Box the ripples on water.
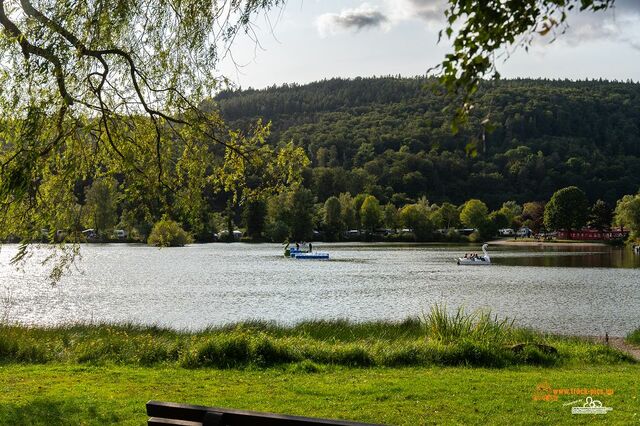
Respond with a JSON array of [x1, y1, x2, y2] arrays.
[[0, 243, 638, 336]]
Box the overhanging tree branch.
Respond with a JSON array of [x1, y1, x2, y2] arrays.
[[0, 0, 73, 105]]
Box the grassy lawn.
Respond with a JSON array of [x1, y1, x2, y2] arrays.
[[1, 315, 638, 424], [0, 363, 638, 425]]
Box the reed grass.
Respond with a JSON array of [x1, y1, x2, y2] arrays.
[[423, 304, 517, 344], [0, 307, 634, 369]]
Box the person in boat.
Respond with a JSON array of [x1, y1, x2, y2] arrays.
[[295, 242, 299, 250], [309, 242, 313, 252], [464, 253, 468, 258]]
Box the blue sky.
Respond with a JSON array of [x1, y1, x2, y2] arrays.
[[218, 0, 640, 89]]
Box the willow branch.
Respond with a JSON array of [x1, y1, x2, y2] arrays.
[[0, 0, 73, 105]]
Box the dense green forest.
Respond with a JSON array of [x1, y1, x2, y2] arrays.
[[213, 77, 640, 208], [5, 77, 640, 244]]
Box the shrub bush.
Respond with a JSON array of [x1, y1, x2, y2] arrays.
[[468, 230, 482, 242], [147, 218, 193, 247]]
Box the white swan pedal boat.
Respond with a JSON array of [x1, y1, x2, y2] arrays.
[[457, 244, 491, 265]]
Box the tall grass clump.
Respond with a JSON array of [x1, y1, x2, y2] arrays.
[[292, 318, 423, 342], [423, 305, 515, 344], [627, 328, 640, 346], [419, 305, 564, 367], [183, 334, 251, 368], [0, 327, 51, 363], [180, 332, 301, 368]]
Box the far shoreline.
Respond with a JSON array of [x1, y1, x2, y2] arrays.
[[487, 239, 609, 248]]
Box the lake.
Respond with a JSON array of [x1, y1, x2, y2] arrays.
[[1, 243, 639, 336]]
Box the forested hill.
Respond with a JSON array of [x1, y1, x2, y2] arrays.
[[213, 77, 640, 208]]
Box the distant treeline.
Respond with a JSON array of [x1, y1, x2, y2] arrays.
[[242, 184, 630, 244], [9, 77, 640, 245], [213, 76, 640, 208]]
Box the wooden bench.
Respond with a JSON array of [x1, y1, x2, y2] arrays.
[[147, 401, 381, 426]]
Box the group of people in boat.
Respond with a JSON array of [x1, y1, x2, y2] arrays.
[[285, 241, 313, 252], [462, 252, 486, 261]]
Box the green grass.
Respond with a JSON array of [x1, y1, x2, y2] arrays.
[[0, 364, 638, 425], [0, 309, 637, 424], [0, 307, 633, 368], [627, 328, 640, 346]]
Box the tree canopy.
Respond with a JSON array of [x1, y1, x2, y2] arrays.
[[460, 199, 489, 229], [0, 0, 633, 263], [544, 186, 589, 231], [614, 192, 640, 240], [360, 195, 382, 233], [0, 0, 309, 266]]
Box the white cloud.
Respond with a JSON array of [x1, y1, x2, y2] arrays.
[[316, 1, 447, 37], [316, 0, 640, 52], [386, 0, 447, 26], [534, 4, 640, 52], [316, 3, 390, 37]]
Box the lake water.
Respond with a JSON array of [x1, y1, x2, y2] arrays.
[[1, 243, 639, 336]]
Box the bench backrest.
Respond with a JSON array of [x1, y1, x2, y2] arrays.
[[147, 401, 381, 426]]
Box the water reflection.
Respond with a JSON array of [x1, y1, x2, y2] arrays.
[[0, 243, 638, 336], [493, 245, 640, 268]]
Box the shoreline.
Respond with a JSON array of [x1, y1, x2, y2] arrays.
[[2, 320, 638, 366], [582, 336, 640, 361], [487, 239, 609, 248], [3, 318, 637, 342]]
